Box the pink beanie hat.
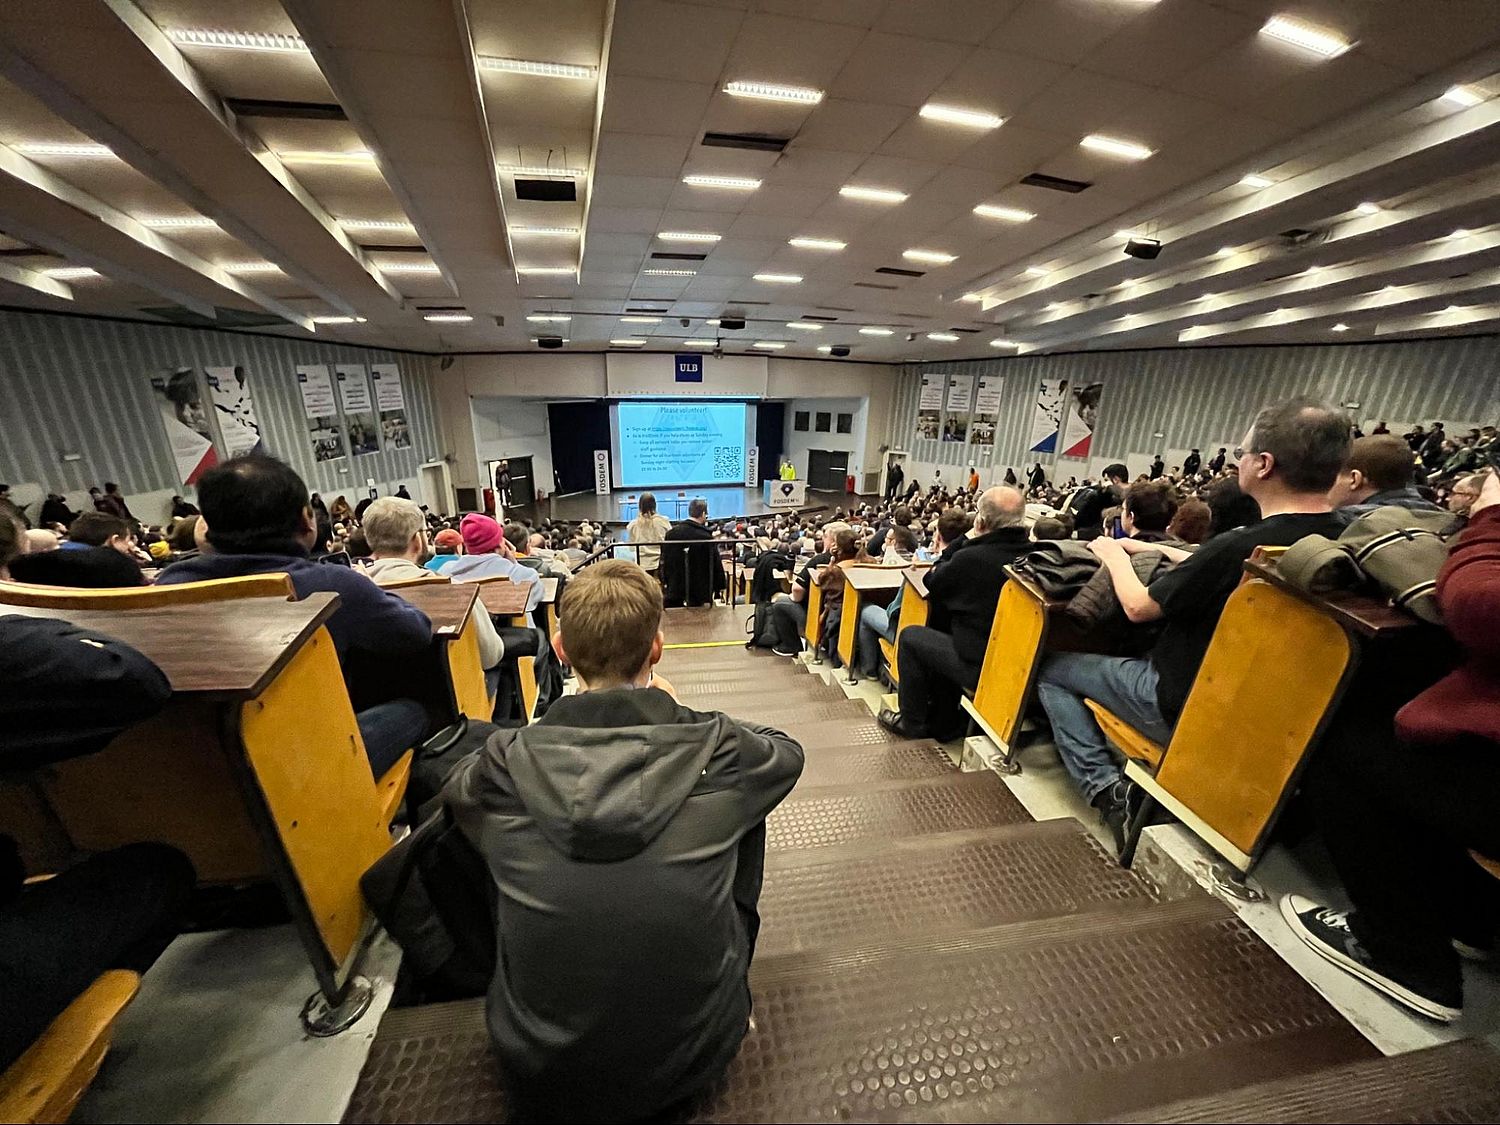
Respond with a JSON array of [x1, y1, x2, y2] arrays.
[[460, 513, 502, 553]]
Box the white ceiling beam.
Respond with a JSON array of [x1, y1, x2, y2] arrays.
[[0, 259, 71, 300], [1372, 302, 1500, 336], [450, 0, 519, 287], [573, 0, 616, 282]]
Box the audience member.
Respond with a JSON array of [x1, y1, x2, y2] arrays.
[[1069, 464, 1129, 541], [766, 521, 845, 657], [1329, 435, 1443, 523], [38, 493, 78, 528], [444, 514, 543, 613], [0, 484, 28, 529], [94, 482, 134, 522], [426, 527, 464, 571], [625, 492, 672, 577], [662, 498, 727, 608], [1166, 498, 1212, 545], [8, 510, 146, 589], [170, 494, 200, 519]]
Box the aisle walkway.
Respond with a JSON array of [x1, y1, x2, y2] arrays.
[[342, 608, 1500, 1123]]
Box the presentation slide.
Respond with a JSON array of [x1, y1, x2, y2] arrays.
[[613, 400, 748, 487]]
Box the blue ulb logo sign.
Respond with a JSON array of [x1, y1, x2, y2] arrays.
[[675, 354, 703, 382]]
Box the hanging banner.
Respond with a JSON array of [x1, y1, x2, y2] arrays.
[[943, 374, 973, 443], [593, 450, 611, 495], [915, 372, 943, 441], [1060, 381, 1104, 458], [204, 365, 265, 459], [1027, 378, 1070, 454], [971, 375, 1002, 447], [297, 364, 346, 462], [148, 367, 219, 486], [371, 363, 412, 450], [336, 364, 380, 456], [745, 445, 759, 487]]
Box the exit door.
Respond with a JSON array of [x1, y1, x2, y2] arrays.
[[806, 449, 849, 492], [488, 455, 536, 512]]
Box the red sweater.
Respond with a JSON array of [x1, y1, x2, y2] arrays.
[[1397, 505, 1500, 746]]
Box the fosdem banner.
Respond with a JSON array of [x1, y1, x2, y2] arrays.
[[205, 365, 265, 459], [1026, 378, 1070, 454], [297, 364, 346, 463], [149, 367, 218, 486], [1060, 381, 1103, 458]]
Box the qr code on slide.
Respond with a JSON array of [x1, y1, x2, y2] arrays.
[[713, 446, 741, 477]]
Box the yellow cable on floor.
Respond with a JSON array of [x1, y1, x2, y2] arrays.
[[661, 640, 749, 650]]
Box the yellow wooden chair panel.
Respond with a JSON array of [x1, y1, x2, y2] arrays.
[[0, 573, 294, 609], [963, 575, 1051, 759], [803, 578, 823, 652]]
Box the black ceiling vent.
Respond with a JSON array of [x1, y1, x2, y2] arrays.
[[853, 281, 898, 291], [359, 243, 427, 253], [225, 97, 346, 120], [1020, 172, 1092, 194], [702, 131, 789, 153], [816, 305, 856, 313], [734, 300, 770, 307], [876, 266, 926, 278], [650, 251, 709, 261], [950, 327, 982, 334], [800, 314, 838, 321], [515, 178, 578, 202], [626, 306, 668, 314], [141, 305, 287, 328]]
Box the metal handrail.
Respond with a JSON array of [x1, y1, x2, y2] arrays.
[[571, 536, 758, 609]]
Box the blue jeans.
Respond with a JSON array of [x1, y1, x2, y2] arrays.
[[858, 599, 898, 676], [1034, 653, 1171, 803], [356, 699, 430, 779]]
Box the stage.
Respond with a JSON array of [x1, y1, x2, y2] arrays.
[[538, 485, 846, 527]]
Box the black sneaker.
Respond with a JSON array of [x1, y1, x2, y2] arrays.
[[1092, 777, 1131, 855], [771, 646, 800, 658], [1279, 895, 1462, 1023]]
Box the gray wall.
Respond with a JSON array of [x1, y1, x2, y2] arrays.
[[0, 309, 442, 501], [888, 335, 1500, 482]]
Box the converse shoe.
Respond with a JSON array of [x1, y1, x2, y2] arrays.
[[1279, 895, 1462, 1022]]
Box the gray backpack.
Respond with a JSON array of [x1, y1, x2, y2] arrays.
[[1278, 506, 1454, 624]]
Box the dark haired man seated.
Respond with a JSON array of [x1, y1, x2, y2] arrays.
[[7, 511, 146, 589], [1328, 434, 1444, 524], [156, 454, 433, 776], [446, 560, 804, 1121]]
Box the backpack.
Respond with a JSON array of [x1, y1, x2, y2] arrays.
[[406, 716, 508, 816], [746, 602, 779, 649], [1278, 506, 1455, 624]]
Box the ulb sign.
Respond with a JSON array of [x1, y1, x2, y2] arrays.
[[674, 353, 703, 383]]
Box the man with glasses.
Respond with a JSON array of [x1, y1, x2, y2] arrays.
[[1033, 398, 1352, 851]]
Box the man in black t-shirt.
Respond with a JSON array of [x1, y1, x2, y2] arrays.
[[1034, 397, 1352, 851]]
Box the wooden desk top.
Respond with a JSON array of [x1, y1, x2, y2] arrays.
[[0, 592, 340, 699], [845, 566, 908, 593], [904, 568, 930, 599], [539, 576, 559, 603], [393, 583, 478, 638], [1244, 559, 1419, 639], [461, 577, 533, 617]]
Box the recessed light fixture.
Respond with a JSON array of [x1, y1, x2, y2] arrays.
[[1080, 134, 1153, 160], [277, 149, 376, 165], [903, 249, 957, 264], [919, 102, 1003, 129], [974, 204, 1034, 222], [860, 327, 894, 336], [620, 315, 662, 324], [1216, 246, 1237, 257], [1240, 173, 1274, 188], [1045, 301, 1067, 311], [379, 262, 442, 274], [788, 237, 846, 251], [499, 163, 585, 178], [1448, 228, 1471, 239], [16, 142, 112, 157], [139, 215, 219, 229], [753, 273, 802, 284], [752, 341, 787, 349], [1441, 85, 1483, 107], [311, 315, 367, 324], [682, 174, 760, 190], [478, 57, 597, 80], [43, 267, 100, 280], [682, 339, 717, 347], [1114, 229, 1145, 240], [959, 293, 983, 302], [609, 338, 647, 346], [705, 318, 721, 326], [511, 226, 580, 237], [337, 218, 416, 232], [816, 345, 834, 353], [1356, 201, 1381, 215], [786, 321, 822, 330], [723, 80, 823, 104], [1331, 323, 1350, 332], [221, 261, 281, 274], [518, 266, 577, 276], [657, 231, 721, 243], [1259, 14, 1353, 58], [1196, 293, 1217, 302], [424, 313, 472, 323], [989, 338, 1018, 348], [165, 28, 307, 52], [527, 314, 571, 323], [926, 332, 960, 342], [839, 185, 908, 203], [641, 268, 696, 277], [1025, 266, 1050, 277]]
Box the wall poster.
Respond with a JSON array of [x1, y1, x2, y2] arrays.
[[1060, 381, 1103, 458], [148, 367, 219, 486], [943, 374, 973, 443], [371, 362, 412, 450], [336, 364, 380, 456], [296, 364, 346, 462], [971, 375, 1002, 447], [915, 372, 943, 440], [205, 364, 265, 458], [1027, 378, 1070, 454]]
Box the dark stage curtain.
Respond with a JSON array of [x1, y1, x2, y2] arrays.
[[547, 400, 611, 494], [756, 401, 785, 482]]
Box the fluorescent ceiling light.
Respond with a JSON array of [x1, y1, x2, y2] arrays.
[[753, 273, 802, 284], [682, 339, 716, 347], [1441, 85, 1483, 107], [337, 218, 415, 232], [860, 327, 893, 336], [609, 338, 647, 346], [379, 262, 442, 274], [1356, 201, 1381, 215], [165, 28, 307, 52], [959, 293, 983, 302], [518, 266, 577, 276], [1216, 246, 1237, 258], [786, 321, 822, 330], [789, 237, 846, 251], [512, 226, 579, 237], [311, 315, 367, 324], [1080, 134, 1154, 160], [16, 142, 112, 157], [499, 163, 585, 178], [926, 332, 960, 342], [221, 261, 281, 274], [657, 231, 721, 243], [1331, 323, 1350, 332], [903, 249, 957, 264], [620, 315, 661, 323], [423, 313, 472, 323], [139, 215, 218, 229], [1114, 230, 1145, 240], [1197, 293, 1217, 302], [817, 346, 835, 353], [1448, 228, 1471, 239], [919, 103, 1003, 129], [479, 57, 597, 80], [642, 268, 695, 276], [1239, 173, 1274, 188], [989, 338, 1017, 348], [44, 267, 99, 280], [724, 80, 823, 104], [840, 185, 907, 203], [973, 204, 1034, 222], [1045, 301, 1067, 311], [752, 341, 787, 349], [1259, 14, 1352, 58], [527, 314, 571, 323], [277, 149, 376, 165], [706, 319, 720, 326], [1025, 266, 1050, 277], [682, 174, 760, 190]]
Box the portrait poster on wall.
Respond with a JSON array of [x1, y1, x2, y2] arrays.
[[1027, 378, 1070, 454], [916, 372, 943, 440], [971, 375, 1002, 447], [371, 363, 412, 450], [336, 364, 380, 456], [205, 365, 265, 458], [1060, 381, 1103, 458], [942, 374, 973, 443], [296, 364, 346, 462], [148, 367, 218, 486]]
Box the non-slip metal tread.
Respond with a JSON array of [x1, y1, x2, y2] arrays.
[[757, 818, 1159, 957], [341, 899, 1373, 1125], [766, 771, 1030, 853], [776, 716, 913, 750], [794, 739, 957, 788], [673, 679, 842, 701], [1111, 1038, 1500, 1123]]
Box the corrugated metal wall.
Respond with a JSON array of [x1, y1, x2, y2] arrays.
[[0, 310, 442, 496], [888, 336, 1500, 473]]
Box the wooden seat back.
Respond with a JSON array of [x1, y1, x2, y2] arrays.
[[0, 574, 294, 609], [0, 970, 140, 1124], [371, 573, 451, 590], [803, 574, 824, 650], [966, 572, 1053, 752], [881, 569, 931, 683]]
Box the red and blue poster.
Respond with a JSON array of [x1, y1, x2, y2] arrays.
[[1060, 381, 1104, 458]]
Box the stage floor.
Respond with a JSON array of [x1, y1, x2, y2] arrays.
[[540, 485, 842, 525]]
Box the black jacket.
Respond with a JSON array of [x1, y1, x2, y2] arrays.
[[444, 687, 804, 1121], [661, 519, 726, 607], [9, 546, 145, 589], [924, 526, 1035, 666]]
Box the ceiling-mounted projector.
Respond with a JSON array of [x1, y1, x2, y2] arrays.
[[719, 316, 746, 331], [1124, 237, 1162, 260], [536, 336, 564, 349], [829, 345, 851, 357]]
